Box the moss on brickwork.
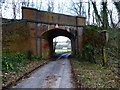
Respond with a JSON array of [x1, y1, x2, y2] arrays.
[[2, 21, 31, 54]]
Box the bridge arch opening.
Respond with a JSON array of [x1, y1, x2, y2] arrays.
[[53, 36, 72, 53], [41, 28, 75, 57]]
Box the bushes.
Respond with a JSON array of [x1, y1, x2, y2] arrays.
[[81, 25, 119, 67], [81, 25, 102, 64], [26, 50, 32, 60], [2, 52, 26, 72], [2, 51, 45, 86], [2, 52, 41, 72], [82, 43, 94, 61]]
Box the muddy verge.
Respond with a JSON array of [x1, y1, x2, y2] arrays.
[[70, 59, 82, 88]]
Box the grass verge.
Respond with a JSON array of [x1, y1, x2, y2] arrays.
[[70, 58, 119, 88]]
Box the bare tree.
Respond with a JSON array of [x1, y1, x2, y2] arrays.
[[91, 0, 119, 28], [108, 9, 115, 28], [12, 0, 16, 19], [47, 0, 54, 12], [22, 0, 30, 7], [91, 0, 117, 66], [113, 1, 120, 27], [70, 0, 83, 16], [69, 0, 87, 17], [91, 1, 102, 26], [38, 0, 42, 10], [58, 1, 66, 14], [0, 0, 4, 25], [2, 0, 9, 18], [30, 0, 34, 8], [0, 0, 4, 18], [92, 11, 95, 24], [27, 0, 30, 7], [22, 0, 26, 6], [88, 0, 90, 24], [101, 1, 109, 29], [91, 0, 109, 29]]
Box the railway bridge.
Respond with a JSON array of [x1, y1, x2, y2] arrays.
[[2, 7, 86, 59], [22, 7, 86, 57]]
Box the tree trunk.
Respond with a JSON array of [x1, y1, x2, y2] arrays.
[[12, 0, 16, 19]]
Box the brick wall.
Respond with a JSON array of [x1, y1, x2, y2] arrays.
[[2, 21, 31, 54]]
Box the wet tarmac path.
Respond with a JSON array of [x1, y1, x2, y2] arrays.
[[12, 53, 74, 88]]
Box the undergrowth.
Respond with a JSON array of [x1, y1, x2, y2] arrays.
[[2, 51, 43, 84], [71, 58, 119, 88]]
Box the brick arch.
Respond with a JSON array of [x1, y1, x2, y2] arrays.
[[41, 28, 76, 56], [41, 28, 75, 40], [21, 7, 86, 57]]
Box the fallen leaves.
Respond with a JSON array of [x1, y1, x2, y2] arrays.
[[70, 59, 119, 88]]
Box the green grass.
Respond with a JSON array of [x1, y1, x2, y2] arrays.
[[55, 49, 71, 52], [71, 59, 119, 88]]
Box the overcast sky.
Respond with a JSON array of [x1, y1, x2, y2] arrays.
[[2, 0, 71, 19], [2, 0, 118, 23], [1, 0, 119, 42]]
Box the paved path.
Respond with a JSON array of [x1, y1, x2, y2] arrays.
[[12, 53, 74, 88]]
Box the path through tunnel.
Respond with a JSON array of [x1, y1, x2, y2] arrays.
[[41, 29, 75, 57]]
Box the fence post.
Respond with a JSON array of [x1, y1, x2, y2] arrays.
[[101, 30, 108, 66]]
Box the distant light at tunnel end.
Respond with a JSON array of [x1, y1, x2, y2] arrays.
[[53, 36, 70, 42]]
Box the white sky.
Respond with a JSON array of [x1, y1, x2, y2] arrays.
[[2, 0, 118, 23], [53, 36, 70, 42], [1, 0, 119, 42], [2, 0, 72, 19]]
